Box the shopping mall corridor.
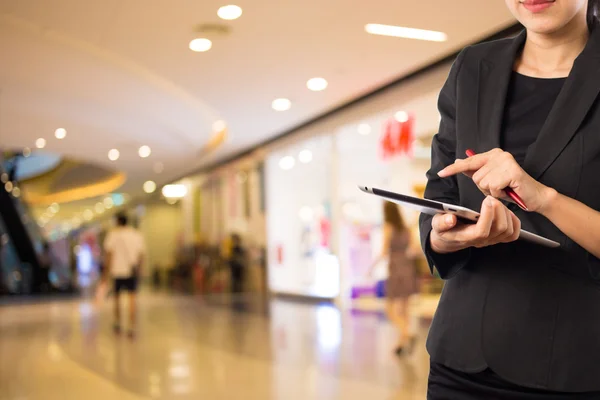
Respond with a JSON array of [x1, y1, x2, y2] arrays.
[[0, 293, 430, 399]]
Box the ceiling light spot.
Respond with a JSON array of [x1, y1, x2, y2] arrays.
[[217, 5, 242, 20], [83, 209, 93, 221], [138, 145, 151, 158], [22, 148, 31, 158], [298, 150, 313, 164], [1, 173, 8, 184], [50, 203, 60, 214], [212, 120, 226, 132], [11, 187, 21, 198], [278, 155, 295, 170], [365, 24, 447, 42], [35, 138, 47, 149], [394, 111, 409, 123], [358, 123, 372, 135], [162, 184, 188, 199], [104, 197, 114, 209], [108, 149, 120, 161], [272, 98, 291, 111], [189, 38, 212, 52], [143, 180, 157, 194], [153, 162, 164, 174], [95, 203, 105, 214], [5, 182, 13, 193], [307, 77, 328, 92], [55, 128, 67, 139]]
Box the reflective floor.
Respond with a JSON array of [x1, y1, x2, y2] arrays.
[[0, 292, 431, 399]]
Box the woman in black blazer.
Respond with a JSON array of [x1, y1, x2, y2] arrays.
[[420, 0, 600, 398]]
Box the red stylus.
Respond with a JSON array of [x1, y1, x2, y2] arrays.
[[465, 149, 529, 211]]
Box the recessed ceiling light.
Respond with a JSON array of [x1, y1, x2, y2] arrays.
[[358, 123, 372, 135], [83, 209, 93, 221], [212, 120, 226, 132], [5, 181, 14, 193], [103, 197, 114, 209], [218, 5, 242, 20], [279, 155, 295, 170], [162, 184, 188, 199], [272, 98, 291, 111], [55, 128, 67, 139], [22, 147, 31, 158], [298, 150, 313, 164], [11, 187, 21, 198], [365, 24, 447, 42], [189, 38, 212, 52], [0, 174, 7, 184], [108, 149, 120, 161], [35, 138, 46, 149], [143, 180, 157, 194], [153, 162, 164, 174], [394, 111, 409, 123], [138, 145, 151, 158], [307, 77, 328, 91], [95, 202, 105, 214]]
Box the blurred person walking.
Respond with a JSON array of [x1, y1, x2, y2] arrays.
[[369, 201, 418, 355], [421, 0, 600, 397], [103, 213, 146, 338], [229, 233, 247, 293]]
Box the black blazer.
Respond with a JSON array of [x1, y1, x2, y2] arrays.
[[419, 27, 600, 392]]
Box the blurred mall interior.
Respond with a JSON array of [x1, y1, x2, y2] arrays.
[[0, 1, 521, 399]]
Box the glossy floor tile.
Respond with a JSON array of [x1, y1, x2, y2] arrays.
[[0, 292, 433, 399]]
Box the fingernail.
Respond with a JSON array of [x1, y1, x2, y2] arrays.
[[437, 169, 447, 177], [485, 197, 493, 207], [445, 215, 453, 224]]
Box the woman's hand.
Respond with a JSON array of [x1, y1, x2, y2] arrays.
[[430, 196, 521, 254], [438, 148, 554, 213]]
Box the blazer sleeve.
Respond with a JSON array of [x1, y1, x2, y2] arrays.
[[419, 47, 470, 280]]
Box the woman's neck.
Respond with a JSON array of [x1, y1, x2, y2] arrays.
[[516, 18, 589, 78]]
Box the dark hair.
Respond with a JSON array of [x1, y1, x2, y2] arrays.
[[588, 0, 600, 29], [383, 201, 406, 232], [116, 212, 128, 226]]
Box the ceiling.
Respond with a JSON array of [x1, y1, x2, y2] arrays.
[[0, 0, 516, 224]]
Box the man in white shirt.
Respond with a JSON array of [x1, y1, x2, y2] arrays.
[[103, 212, 146, 337]]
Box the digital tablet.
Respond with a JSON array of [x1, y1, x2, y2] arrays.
[[359, 185, 560, 248]]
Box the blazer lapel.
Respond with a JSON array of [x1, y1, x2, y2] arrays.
[[524, 28, 600, 180], [476, 31, 526, 152]]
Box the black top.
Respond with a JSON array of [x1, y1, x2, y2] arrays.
[[420, 26, 600, 393], [500, 72, 566, 166]]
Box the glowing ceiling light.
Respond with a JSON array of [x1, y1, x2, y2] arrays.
[[55, 128, 67, 139], [394, 111, 409, 123], [50, 203, 60, 213], [365, 23, 447, 42], [162, 184, 188, 199], [212, 120, 226, 132], [138, 145, 151, 158], [35, 138, 46, 149], [307, 77, 328, 92], [217, 5, 243, 20], [103, 197, 114, 209], [143, 180, 157, 194], [298, 149, 313, 164], [83, 209, 93, 221], [12, 187, 21, 198], [95, 203, 105, 214], [189, 38, 212, 52], [357, 123, 372, 135], [278, 155, 295, 170], [108, 149, 120, 161], [272, 98, 291, 111]]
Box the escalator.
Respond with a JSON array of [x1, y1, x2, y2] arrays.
[[0, 154, 72, 295]]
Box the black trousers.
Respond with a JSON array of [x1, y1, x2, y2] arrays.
[[428, 362, 600, 399]]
